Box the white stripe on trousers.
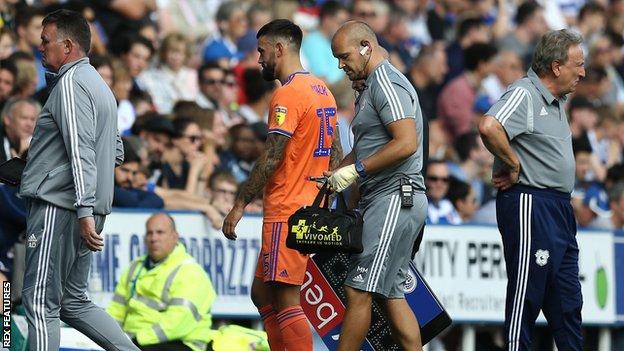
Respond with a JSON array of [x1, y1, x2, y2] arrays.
[[367, 195, 401, 292], [34, 204, 56, 351], [509, 193, 532, 351]]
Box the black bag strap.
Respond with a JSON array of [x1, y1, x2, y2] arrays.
[[311, 182, 331, 209]]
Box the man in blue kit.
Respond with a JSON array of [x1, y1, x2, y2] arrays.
[[479, 29, 585, 350]]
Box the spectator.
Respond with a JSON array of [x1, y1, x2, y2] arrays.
[[608, 181, 624, 229], [15, 6, 45, 91], [208, 170, 239, 217], [392, 0, 432, 53], [111, 59, 137, 135], [107, 213, 216, 351], [351, 0, 389, 35], [249, 121, 269, 161], [438, 43, 498, 139], [448, 131, 494, 205], [575, 2, 607, 48], [426, 160, 462, 224], [482, 50, 525, 102], [113, 140, 164, 209], [0, 27, 16, 60], [219, 123, 258, 183], [378, 7, 414, 72], [202, 1, 248, 66], [90, 54, 114, 88], [161, 117, 212, 190], [0, 97, 40, 162], [118, 35, 154, 96], [138, 32, 199, 113], [408, 44, 448, 122], [238, 68, 275, 123], [444, 17, 491, 82], [0, 59, 17, 106], [497, 1, 548, 64], [587, 35, 624, 107], [301, 0, 349, 85], [220, 69, 243, 122], [196, 62, 243, 132], [8, 51, 37, 98], [447, 178, 479, 223], [577, 163, 624, 229], [91, 0, 156, 41], [134, 112, 176, 182]]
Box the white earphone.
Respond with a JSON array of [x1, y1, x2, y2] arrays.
[[359, 46, 369, 56]]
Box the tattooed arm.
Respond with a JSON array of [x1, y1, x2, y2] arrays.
[[329, 126, 344, 171], [222, 133, 289, 239]]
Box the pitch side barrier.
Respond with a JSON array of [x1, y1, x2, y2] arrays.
[[88, 209, 622, 326]]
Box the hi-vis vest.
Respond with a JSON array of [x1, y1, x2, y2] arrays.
[[107, 244, 216, 351]]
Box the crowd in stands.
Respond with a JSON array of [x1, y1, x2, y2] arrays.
[[1, 0, 624, 349]]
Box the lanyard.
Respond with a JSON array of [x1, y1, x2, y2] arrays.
[[129, 264, 145, 299]]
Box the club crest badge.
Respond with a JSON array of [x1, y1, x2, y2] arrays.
[[535, 249, 549, 267]]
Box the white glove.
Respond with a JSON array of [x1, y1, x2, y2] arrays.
[[328, 164, 359, 192]]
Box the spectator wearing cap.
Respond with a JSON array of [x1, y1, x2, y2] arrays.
[[218, 123, 258, 183], [438, 43, 498, 140], [574, 67, 611, 106], [137, 33, 199, 113], [301, 0, 349, 85], [0, 97, 40, 162], [202, 1, 248, 66], [238, 68, 275, 124]]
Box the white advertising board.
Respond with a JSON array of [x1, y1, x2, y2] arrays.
[[89, 212, 616, 324]]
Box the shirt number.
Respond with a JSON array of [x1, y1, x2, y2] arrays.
[[314, 107, 336, 157]]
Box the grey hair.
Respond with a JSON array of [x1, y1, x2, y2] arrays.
[[531, 29, 583, 76], [1, 97, 41, 119]]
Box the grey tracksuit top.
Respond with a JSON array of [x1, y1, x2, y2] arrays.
[[20, 57, 123, 218]]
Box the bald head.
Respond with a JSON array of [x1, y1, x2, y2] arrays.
[[332, 20, 384, 81], [334, 20, 378, 47]]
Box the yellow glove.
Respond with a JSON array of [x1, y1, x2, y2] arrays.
[[328, 164, 359, 192]]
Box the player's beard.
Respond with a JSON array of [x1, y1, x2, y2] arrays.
[[261, 63, 276, 81]]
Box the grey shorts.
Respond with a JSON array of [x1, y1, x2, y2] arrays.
[[344, 192, 427, 298]]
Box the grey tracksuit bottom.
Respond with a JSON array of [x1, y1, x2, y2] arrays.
[[22, 199, 139, 351]]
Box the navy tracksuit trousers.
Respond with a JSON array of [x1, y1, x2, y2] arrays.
[[496, 185, 582, 351]]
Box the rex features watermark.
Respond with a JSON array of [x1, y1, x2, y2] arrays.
[[3, 281, 10, 348]]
